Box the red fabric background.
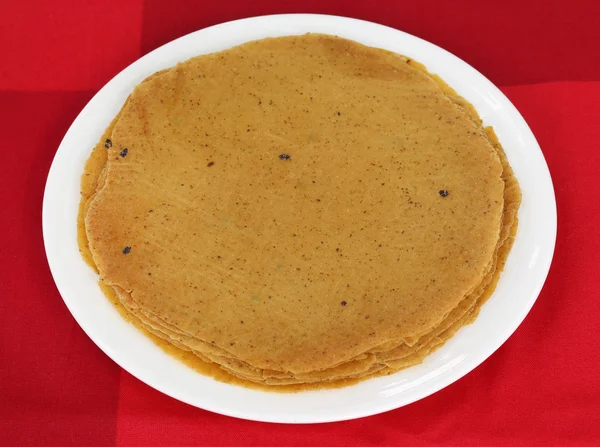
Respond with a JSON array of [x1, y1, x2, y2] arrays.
[[2, 1, 599, 445]]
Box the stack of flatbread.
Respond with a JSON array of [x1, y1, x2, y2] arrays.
[[79, 34, 521, 387]]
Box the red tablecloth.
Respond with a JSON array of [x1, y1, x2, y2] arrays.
[[2, 1, 600, 445]]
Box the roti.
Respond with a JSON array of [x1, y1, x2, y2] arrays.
[[79, 34, 520, 387]]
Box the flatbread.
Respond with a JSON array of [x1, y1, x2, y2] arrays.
[[80, 34, 520, 387]]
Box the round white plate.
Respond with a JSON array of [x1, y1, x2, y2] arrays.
[[43, 14, 556, 423]]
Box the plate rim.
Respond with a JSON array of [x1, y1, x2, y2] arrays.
[[42, 13, 557, 423]]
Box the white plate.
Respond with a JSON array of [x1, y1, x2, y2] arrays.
[[43, 14, 556, 423]]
